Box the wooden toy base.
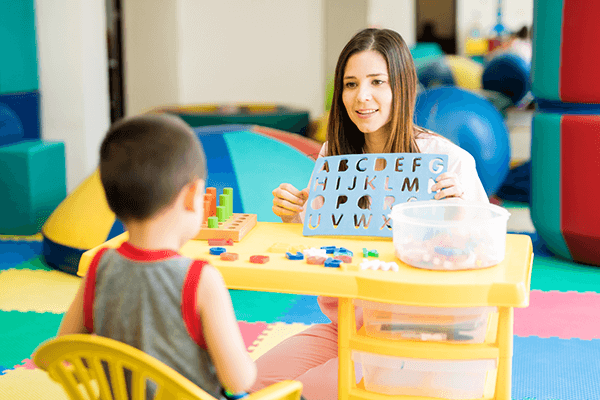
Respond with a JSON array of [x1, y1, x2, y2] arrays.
[[193, 213, 257, 242]]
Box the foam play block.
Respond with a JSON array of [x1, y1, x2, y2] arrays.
[[0, 141, 66, 235], [0, 91, 40, 146], [0, 0, 38, 94]]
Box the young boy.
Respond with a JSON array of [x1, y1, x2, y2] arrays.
[[55, 114, 256, 398]]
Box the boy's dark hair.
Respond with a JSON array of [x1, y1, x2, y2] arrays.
[[100, 114, 207, 222]]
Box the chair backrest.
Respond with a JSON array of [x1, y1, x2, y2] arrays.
[[34, 334, 302, 400]]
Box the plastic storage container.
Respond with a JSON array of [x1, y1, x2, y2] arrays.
[[352, 351, 497, 399], [356, 300, 496, 344], [391, 200, 510, 270]]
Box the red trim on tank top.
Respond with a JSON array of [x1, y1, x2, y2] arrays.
[[83, 247, 110, 333], [116, 242, 180, 262], [181, 260, 208, 349]]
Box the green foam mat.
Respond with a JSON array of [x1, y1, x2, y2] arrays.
[[531, 256, 600, 293], [229, 290, 298, 323], [0, 311, 63, 368]]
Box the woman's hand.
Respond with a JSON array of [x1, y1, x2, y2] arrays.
[[432, 172, 464, 200], [272, 184, 310, 223]]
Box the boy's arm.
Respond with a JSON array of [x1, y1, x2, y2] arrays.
[[197, 265, 257, 394], [57, 275, 90, 336]]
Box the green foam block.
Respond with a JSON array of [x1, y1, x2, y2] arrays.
[[0, 141, 66, 235]]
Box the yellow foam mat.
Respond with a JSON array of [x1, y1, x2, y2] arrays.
[[0, 270, 80, 313], [0, 233, 43, 242], [248, 322, 311, 360], [0, 368, 68, 400]]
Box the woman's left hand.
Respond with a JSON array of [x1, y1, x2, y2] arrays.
[[432, 172, 464, 200]]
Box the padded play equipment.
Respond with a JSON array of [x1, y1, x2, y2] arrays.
[[152, 104, 311, 136], [0, 141, 66, 235], [416, 55, 484, 91], [531, 111, 600, 266], [0, 91, 41, 145], [532, 0, 600, 103], [530, 0, 600, 266], [42, 125, 320, 275], [0, 0, 38, 94], [414, 87, 511, 196], [482, 53, 531, 104]]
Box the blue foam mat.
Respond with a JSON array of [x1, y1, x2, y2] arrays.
[[0, 240, 43, 271], [512, 336, 600, 400]]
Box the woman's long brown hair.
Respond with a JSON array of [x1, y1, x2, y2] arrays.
[[327, 28, 422, 156]]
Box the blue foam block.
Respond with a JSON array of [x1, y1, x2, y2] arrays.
[[303, 154, 447, 237], [0, 91, 40, 146], [512, 336, 600, 399]]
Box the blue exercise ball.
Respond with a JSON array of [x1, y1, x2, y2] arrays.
[[482, 53, 531, 104], [417, 57, 455, 89], [414, 87, 511, 196]]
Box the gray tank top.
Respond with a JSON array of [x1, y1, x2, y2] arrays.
[[85, 243, 222, 398]]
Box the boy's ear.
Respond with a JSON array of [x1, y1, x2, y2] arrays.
[[184, 181, 199, 212]]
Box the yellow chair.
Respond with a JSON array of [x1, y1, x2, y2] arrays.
[[34, 334, 302, 400]]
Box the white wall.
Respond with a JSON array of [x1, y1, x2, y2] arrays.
[[456, 0, 534, 54], [179, 0, 324, 119], [123, 0, 324, 120], [35, 0, 111, 193], [368, 0, 416, 47], [123, 0, 180, 116]]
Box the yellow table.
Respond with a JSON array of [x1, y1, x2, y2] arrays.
[[78, 222, 533, 400]]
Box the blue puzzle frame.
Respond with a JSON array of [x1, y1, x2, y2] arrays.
[[303, 153, 448, 237]]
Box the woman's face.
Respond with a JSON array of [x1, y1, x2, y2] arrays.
[[342, 50, 393, 138]]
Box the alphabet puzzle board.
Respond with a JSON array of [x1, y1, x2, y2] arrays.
[[303, 153, 448, 237]]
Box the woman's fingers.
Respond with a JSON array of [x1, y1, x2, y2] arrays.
[[432, 173, 464, 200], [272, 184, 307, 205], [272, 184, 309, 217]]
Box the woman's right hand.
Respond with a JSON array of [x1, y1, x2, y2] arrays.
[[272, 183, 309, 223]]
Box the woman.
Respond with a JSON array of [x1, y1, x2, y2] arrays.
[[258, 28, 488, 400]]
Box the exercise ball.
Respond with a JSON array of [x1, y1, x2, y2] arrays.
[[417, 57, 455, 88], [414, 87, 511, 196], [482, 53, 531, 104], [445, 55, 484, 90]]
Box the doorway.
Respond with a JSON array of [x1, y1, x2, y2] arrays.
[[105, 0, 125, 122], [416, 0, 457, 55]]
